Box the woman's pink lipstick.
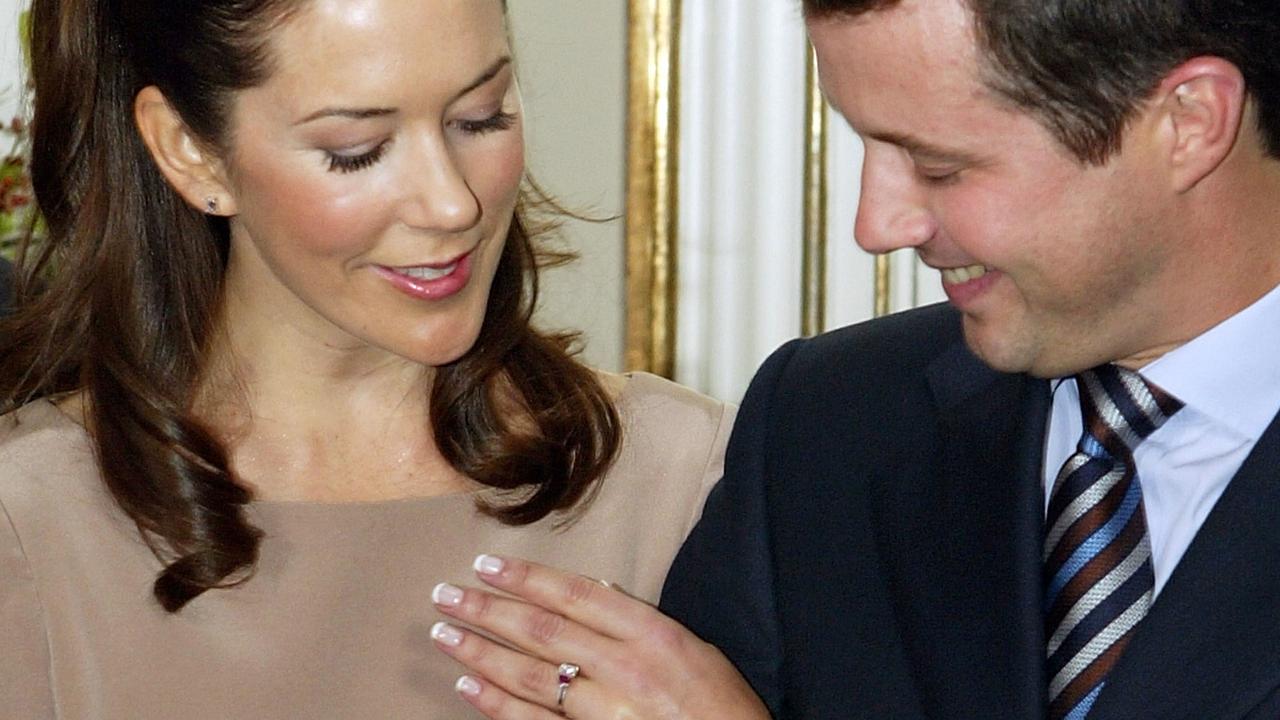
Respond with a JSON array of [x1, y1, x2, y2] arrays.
[[374, 250, 474, 301]]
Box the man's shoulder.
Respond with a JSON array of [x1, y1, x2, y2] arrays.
[[760, 303, 967, 397], [800, 302, 963, 370], [727, 303, 980, 451]]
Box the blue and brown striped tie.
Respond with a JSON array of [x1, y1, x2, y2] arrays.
[[1043, 364, 1182, 719]]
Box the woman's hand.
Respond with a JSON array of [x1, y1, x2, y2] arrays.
[[430, 554, 771, 720]]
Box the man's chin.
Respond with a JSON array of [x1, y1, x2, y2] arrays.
[[963, 328, 1096, 379], [959, 317, 1044, 376]]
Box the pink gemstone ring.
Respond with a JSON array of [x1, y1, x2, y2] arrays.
[[556, 662, 580, 714]]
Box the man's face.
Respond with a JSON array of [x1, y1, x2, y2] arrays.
[[808, 0, 1184, 377]]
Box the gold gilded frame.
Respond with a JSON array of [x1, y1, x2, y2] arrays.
[[801, 47, 827, 336], [875, 255, 892, 316], [625, 0, 680, 376]]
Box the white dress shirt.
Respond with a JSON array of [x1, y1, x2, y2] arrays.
[[1044, 281, 1280, 597]]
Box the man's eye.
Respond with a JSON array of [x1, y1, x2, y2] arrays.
[[918, 168, 961, 185]]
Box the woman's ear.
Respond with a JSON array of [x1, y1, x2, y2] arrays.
[[134, 85, 238, 216]]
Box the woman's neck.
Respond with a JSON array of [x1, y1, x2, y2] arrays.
[[192, 298, 469, 504]]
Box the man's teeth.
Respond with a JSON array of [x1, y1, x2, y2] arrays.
[[941, 265, 988, 284], [398, 263, 457, 281]]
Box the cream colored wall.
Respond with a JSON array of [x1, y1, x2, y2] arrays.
[[507, 3, 628, 372], [0, 4, 24, 122], [0, 3, 630, 371]]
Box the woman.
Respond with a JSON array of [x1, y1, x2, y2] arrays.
[[0, 1, 734, 717]]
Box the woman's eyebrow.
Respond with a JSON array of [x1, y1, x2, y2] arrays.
[[451, 56, 512, 102], [295, 107, 396, 125], [294, 56, 513, 126]]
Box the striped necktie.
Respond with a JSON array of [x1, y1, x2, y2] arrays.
[[1043, 364, 1182, 719]]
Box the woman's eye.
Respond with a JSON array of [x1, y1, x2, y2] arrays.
[[325, 141, 389, 174], [455, 111, 518, 135]]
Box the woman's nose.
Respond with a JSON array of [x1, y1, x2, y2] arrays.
[[400, 145, 481, 233]]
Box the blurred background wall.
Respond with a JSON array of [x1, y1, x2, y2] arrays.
[[507, 3, 629, 373], [0, 5, 18, 122]]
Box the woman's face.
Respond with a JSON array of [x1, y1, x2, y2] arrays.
[[219, 0, 523, 367]]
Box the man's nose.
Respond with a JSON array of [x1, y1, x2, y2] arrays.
[[853, 153, 937, 254]]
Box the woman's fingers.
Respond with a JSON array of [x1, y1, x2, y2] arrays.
[[432, 555, 775, 720], [433, 621, 610, 719], [431, 580, 613, 669], [468, 554, 658, 640], [451, 673, 562, 720]]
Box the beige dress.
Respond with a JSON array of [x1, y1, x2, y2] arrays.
[[0, 373, 733, 719]]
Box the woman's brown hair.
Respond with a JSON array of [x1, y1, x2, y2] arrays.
[[1, 0, 621, 612]]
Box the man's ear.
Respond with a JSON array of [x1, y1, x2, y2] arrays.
[[1152, 57, 1246, 193], [134, 85, 238, 216]]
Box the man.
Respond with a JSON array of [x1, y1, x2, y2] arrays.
[[660, 1, 1280, 718]]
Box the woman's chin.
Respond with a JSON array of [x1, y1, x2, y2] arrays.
[[397, 327, 486, 369]]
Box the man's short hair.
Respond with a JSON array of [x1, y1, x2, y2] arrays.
[[803, 0, 1280, 165]]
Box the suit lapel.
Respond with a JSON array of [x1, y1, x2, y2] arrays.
[[881, 342, 1049, 719], [1089, 409, 1280, 719]]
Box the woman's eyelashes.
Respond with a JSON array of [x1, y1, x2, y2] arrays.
[[455, 110, 518, 135], [327, 141, 389, 174], [323, 110, 518, 174]]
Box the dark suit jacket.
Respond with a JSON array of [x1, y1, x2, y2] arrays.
[[660, 303, 1280, 719], [0, 257, 11, 314]]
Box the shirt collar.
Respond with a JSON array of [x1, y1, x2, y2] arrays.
[[1139, 281, 1280, 442]]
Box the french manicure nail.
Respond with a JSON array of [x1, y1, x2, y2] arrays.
[[455, 675, 482, 697], [473, 554, 505, 576], [432, 582, 464, 607], [430, 621, 464, 647]]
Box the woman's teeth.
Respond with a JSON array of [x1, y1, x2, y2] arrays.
[[397, 263, 457, 281]]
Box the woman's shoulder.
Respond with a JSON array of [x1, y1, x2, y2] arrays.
[[605, 371, 736, 485], [611, 371, 736, 431], [0, 398, 99, 511], [558, 373, 735, 595], [0, 398, 90, 458]]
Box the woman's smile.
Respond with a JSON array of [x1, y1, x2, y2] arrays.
[[373, 248, 476, 301]]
